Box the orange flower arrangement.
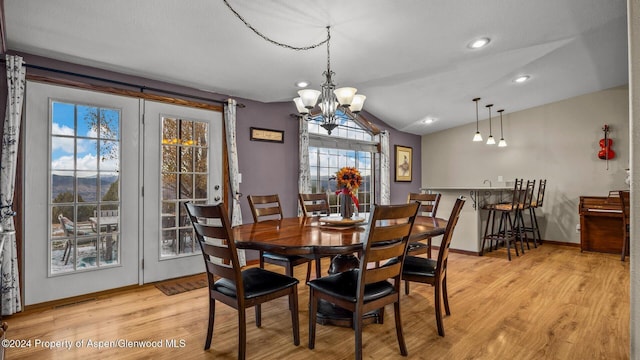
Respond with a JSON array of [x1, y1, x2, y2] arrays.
[[335, 166, 362, 196]]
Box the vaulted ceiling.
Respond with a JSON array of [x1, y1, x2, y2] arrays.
[[4, 0, 629, 135]]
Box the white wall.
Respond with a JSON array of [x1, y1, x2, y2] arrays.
[[422, 86, 629, 244]]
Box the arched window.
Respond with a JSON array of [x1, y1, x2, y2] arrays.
[[303, 110, 383, 213]]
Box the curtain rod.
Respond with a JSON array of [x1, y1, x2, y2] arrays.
[[3, 59, 245, 108]]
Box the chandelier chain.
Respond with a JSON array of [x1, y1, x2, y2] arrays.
[[223, 0, 329, 51]]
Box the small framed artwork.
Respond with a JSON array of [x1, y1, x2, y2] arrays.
[[250, 127, 284, 143], [395, 145, 413, 182]]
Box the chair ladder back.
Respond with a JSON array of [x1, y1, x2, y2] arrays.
[[521, 180, 536, 209], [248, 194, 283, 222], [435, 197, 466, 278], [364, 260, 403, 285], [408, 192, 441, 217], [299, 193, 330, 217], [185, 203, 243, 293], [370, 223, 413, 244], [205, 258, 236, 282], [359, 203, 420, 286], [535, 179, 547, 207], [509, 179, 524, 207]]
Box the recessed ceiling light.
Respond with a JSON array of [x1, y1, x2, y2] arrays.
[[295, 81, 310, 88], [469, 37, 490, 49], [423, 117, 436, 124], [514, 75, 530, 83]]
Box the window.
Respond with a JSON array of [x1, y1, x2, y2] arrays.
[[160, 117, 208, 257], [309, 147, 373, 213], [308, 110, 373, 141], [50, 101, 121, 274], [307, 111, 377, 213]]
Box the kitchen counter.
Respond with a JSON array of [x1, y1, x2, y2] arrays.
[[419, 186, 514, 254]]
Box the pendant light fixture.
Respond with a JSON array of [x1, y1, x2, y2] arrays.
[[472, 98, 483, 142], [497, 109, 507, 147], [486, 104, 495, 145]]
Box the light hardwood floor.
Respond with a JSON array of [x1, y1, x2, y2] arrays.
[[5, 244, 629, 359]]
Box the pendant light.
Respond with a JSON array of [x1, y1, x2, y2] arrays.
[[472, 98, 483, 141], [497, 109, 507, 147], [486, 104, 495, 145]]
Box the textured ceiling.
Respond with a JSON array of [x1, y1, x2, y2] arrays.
[[4, 0, 629, 135]]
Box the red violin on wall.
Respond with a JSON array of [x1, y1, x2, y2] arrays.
[[598, 124, 615, 171]]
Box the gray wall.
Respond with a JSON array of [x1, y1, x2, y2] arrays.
[[422, 85, 629, 244]]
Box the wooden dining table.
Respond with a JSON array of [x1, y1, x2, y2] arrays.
[[233, 214, 448, 327], [233, 214, 447, 257]]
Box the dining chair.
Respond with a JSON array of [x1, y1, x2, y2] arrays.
[[298, 193, 332, 278], [307, 202, 420, 360], [299, 192, 331, 217], [406, 192, 441, 257], [395, 196, 465, 337], [481, 179, 525, 260], [184, 202, 300, 359], [619, 190, 630, 261], [58, 214, 90, 265], [404, 192, 442, 295], [248, 194, 314, 282]]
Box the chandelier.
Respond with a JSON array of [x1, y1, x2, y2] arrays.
[[222, 1, 365, 134], [293, 27, 366, 135]]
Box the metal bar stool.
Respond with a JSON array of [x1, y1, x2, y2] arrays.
[[481, 179, 525, 261]]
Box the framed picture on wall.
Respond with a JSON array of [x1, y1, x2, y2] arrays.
[[250, 127, 284, 143], [395, 145, 412, 182]]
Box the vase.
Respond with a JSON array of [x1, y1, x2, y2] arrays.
[[339, 193, 353, 219]]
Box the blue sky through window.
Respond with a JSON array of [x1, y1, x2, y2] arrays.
[[51, 102, 121, 176]]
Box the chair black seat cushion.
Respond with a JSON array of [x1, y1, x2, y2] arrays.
[[214, 267, 299, 300], [263, 252, 307, 263], [401, 256, 437, 277], [307, 269, 394, 303]]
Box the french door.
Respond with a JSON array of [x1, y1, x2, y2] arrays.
[[24, 81, 140, 305], [142, 101, 223, 283], [23, 82, 223, 304]]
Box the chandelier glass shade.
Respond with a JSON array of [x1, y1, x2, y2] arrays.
[[293, 27, 365, 135]]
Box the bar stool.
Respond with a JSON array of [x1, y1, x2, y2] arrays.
[[514, 180, 537, 250], [481, 179, 525, 261], [529, 179, 547, 245]]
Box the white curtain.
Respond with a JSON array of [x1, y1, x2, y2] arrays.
[[1, 55, 25, 315], [379, 131, 391, 205], [224, 99, 245, 266], [298, 116, 311, 215]]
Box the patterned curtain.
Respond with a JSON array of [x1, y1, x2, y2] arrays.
[[224, 99, 245, 266], [298, 116, 311, 215], [379, 131, 391, 205], [1, 55, 25, 315]]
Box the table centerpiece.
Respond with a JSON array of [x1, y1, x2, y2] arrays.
[[334, 166, 362, 219]]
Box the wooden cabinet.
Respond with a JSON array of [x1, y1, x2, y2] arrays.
[[579, 195, 624, 254]]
